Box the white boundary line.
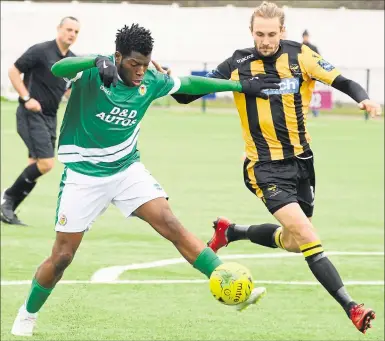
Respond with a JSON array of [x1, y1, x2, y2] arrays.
[[1, 280, 384, 286], [90, 251, 385, 282], [1, 251, 383, 286]]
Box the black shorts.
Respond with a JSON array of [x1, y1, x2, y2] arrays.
[[243, 150, 316, 217], [16, 105, 57, 159]]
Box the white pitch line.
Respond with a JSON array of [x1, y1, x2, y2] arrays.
[[90, 251, 384, 282], [1, 280, 384, 286], [2, 251, 383, 286]]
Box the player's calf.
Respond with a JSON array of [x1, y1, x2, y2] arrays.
[[24, 249, 75, 317], [39, 251, 73, 283], [275, 203, 375, 332], [301, 242, 375, 332], [11, 232, 83, 337]]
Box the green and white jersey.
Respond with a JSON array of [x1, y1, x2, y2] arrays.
[[58, 56, 180, 177]]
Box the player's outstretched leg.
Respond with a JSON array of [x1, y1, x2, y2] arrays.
[[11, 232, 83, 337], [209, 206, 375, 332], [133, 198, 266, 310], [207, 217, 285, 253], [273, 203, 375, 334], [134, 198, 222, 277]]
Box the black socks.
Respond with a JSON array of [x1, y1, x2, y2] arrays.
[[5, 163, 42, 210]]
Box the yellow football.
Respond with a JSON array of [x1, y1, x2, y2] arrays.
[[209, 262, 254, 305]]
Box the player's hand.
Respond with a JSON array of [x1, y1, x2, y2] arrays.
[[24, 98, 41, 112], [95, 56, 118, 88], [358, 99, 382, 118], [240, 74, 281, 99], [151, 60, 171, 75]]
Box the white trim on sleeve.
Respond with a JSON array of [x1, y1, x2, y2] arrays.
[[68, 71, 83, 83], [167, 76, 181, 95]]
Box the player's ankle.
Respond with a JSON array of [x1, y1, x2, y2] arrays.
[[193, 247, 223, 278], [25, 278, 54, 314], [224, 224, 239, 242], [21, 304, 38, 317], [344, 300, 358, 318]]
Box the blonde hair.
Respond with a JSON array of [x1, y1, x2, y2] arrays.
[[250, 1, 285, 29]]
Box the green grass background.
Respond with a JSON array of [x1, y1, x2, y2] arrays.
[[1, 101, 384, 340]]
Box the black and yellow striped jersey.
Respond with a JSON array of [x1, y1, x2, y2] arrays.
[[208, 40, 341, 162]]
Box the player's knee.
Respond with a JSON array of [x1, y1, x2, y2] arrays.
[[37, 158, 55, 174], [283, 219, 319, 248], [284, 217, 312, 232], [28, 158, 37, 165], [281, 232, 301, 253], [283, 219, 314, 242]]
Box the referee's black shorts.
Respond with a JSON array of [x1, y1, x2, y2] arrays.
[[243, 149, 316, 218], [16, 105, 57, 159]]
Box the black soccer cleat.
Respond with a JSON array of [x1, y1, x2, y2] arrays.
[[1, 191, 27, 226]]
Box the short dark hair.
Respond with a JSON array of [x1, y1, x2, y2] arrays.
[[59, 16, 79, 26], [115, 24, 154, 57], [302, 29, 309, 37]]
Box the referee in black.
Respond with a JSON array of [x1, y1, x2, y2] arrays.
[[1, 16, 80, 225]]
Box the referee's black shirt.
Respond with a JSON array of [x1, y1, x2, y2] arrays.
[[14, 40, 75, 116]]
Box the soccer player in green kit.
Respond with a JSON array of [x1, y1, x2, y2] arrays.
[[11, 24, 281, 337]]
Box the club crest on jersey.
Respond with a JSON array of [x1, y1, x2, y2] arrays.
[[289, 64, 302, 77], [58, 214, 67, 226], [138, 84, 147, 96], [317, 59, 335, 72]]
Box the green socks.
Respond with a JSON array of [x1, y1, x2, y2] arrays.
[[193, 247, 223, 278], [25, 278, 54, 313], [23, 249, 221, 314]]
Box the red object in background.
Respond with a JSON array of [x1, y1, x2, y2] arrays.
[[310, 89, 333, 109]]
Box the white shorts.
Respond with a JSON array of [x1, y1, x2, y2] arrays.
[[55, 162, 167, 233]]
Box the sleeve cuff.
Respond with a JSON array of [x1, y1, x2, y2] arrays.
[[167, 76, 181, 95]]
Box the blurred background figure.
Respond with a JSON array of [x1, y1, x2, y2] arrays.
[[302, 29, 319, 54], [302, 29, 320, 117], [1, 16, 80, 226]]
